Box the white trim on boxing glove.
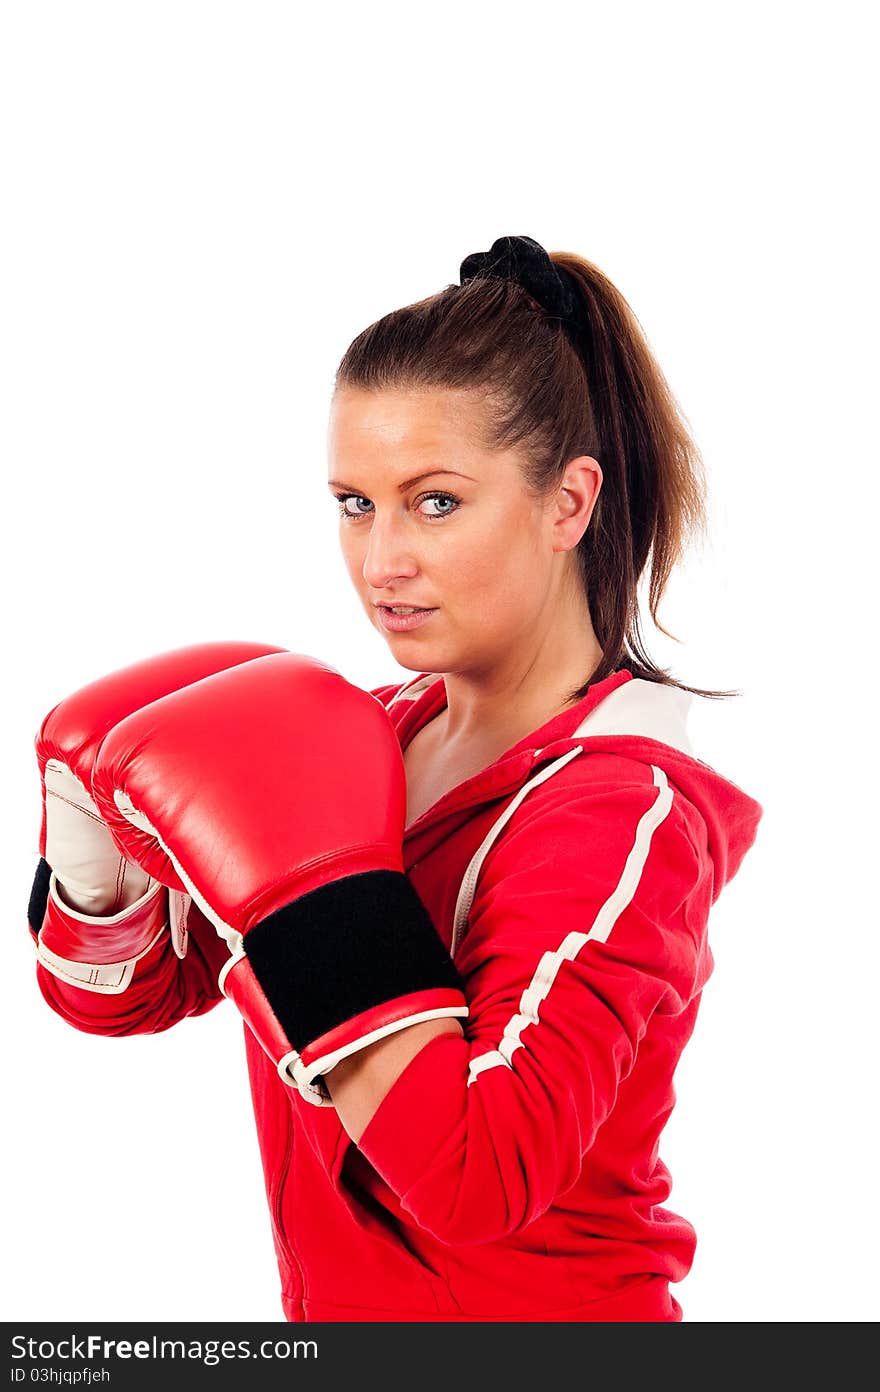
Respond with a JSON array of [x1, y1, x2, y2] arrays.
[[35, 873, 189, 993]]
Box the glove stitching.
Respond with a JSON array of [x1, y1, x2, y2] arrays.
[[114, 855, 126, 913], [46, 789, 107, 825]]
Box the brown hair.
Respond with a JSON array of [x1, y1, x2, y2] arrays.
[[334, 249, 740, 704]]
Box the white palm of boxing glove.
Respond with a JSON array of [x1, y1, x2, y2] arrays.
[[41, 758, 192, 967], [44, 758, 156, 916]]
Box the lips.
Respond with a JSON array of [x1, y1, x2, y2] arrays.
[[376, 605, 437, 633]]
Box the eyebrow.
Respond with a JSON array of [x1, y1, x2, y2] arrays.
[[327, 469, 477, 492]]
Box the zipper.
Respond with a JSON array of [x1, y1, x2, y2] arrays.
[[270, 1101, 305, 1305], [450, 744, 585, 957]]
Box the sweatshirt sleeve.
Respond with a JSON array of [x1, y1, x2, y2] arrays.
[[354, 768, 714, 1247], [28, 860, 229, 1037]]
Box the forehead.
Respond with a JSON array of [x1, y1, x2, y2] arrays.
[[328, 387, 494, 468]]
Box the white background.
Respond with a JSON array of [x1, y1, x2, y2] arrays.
[[3, 1, 877, 1324]]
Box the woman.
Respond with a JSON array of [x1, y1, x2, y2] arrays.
[[29, 235, 763, 1322]]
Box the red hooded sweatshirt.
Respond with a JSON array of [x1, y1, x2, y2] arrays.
[[31, 666, 764, 1322]]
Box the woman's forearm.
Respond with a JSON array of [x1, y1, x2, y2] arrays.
[[326, 1018, 465, 1143]]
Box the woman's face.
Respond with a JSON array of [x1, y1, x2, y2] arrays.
[[327, 386, 581, 675]]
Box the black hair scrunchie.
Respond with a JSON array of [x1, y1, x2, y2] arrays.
[[459, 234, 587, 342]]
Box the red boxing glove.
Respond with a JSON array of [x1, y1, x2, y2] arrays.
[[31, 641, 287, 992], [90, 652, 468, 1103]]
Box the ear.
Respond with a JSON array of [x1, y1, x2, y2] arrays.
[[550, 456, 602, 552]]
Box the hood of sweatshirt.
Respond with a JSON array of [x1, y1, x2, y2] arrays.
[[383, 667, 764, 901]]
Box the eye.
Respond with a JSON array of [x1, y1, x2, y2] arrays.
[[334, 494, 372, 520], [332, 490, 461, 522], [418, 491, 460, 519]]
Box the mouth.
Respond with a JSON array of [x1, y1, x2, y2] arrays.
[[376, 605, 438, 633], [377, 604, 431, 612]]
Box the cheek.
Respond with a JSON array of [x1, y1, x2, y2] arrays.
[[336, 506, 543, 607], [470, 504, 540, 570], [441, 518, 542, 608]]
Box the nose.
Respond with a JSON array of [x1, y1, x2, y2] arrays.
[[360, 510, 420, 591]]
